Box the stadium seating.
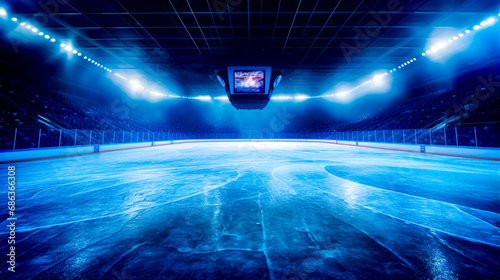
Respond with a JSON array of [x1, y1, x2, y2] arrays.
[[1, 76, 498, 150]]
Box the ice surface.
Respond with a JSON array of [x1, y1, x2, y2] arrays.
[[0, 141, 499, 279]]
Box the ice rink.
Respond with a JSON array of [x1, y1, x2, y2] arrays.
[[1, 141, 499, 279]]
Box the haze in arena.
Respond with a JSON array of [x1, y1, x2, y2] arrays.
[[0, 1, 499, 279]]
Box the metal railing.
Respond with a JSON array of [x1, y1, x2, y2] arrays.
[[329, 127, 500, 147], [0, 126, 498, 151]]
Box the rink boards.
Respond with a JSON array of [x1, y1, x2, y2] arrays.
[[1, 138, 499, 163]]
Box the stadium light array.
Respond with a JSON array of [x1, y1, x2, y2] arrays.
[[0, 7, 498, 103], [0, 8, 113, 77], [321, 12, 500, 100], [268, 13, 499, 102]]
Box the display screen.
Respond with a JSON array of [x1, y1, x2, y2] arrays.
[[234, 70, 265, 93]]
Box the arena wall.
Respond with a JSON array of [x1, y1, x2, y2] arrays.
[[1, 139, 499, 164]]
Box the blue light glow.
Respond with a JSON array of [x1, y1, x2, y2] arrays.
[[0, 7, 498, 103]]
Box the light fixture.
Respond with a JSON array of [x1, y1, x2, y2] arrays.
[[7, 8, 495, 103]]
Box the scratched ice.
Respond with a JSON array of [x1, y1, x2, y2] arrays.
[[0, 142, 499, 279]]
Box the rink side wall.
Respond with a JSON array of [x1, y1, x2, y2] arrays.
[[1, 139, 499, 163], [331, 140, 500, 160]]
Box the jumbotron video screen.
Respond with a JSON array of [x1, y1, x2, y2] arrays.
[[233, 70, 265, 93]]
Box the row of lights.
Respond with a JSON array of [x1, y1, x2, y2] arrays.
[[336, 13, 499, 97], [213, 96, 229, 100], [3, 10, 113, 75], [421, 16, 497, 57], [1, 7, 217, 101], [1, 8, 498, 103], [2, 8, 215, 101], [273, 12, 499, 101], [115, 73, 127, 80], [128, 79, 221, 101], [271, 95, 313, 100], [169, 95, 225, 101]]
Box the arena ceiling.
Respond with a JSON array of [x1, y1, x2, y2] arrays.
[[9, 0, 500, 96]]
